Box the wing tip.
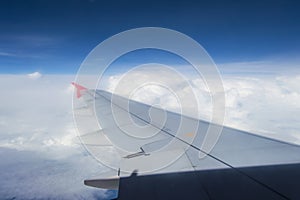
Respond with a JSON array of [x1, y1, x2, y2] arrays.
[[71, 82, 87, 98]]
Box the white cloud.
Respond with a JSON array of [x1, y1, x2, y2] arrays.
[[221, 75, 300, 140], [27, 71, 42, 80]]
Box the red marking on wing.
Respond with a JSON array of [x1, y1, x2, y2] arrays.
[[72, 82, 87, 98]]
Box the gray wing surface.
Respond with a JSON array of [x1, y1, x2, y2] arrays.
[[73, 85, 300, 199]]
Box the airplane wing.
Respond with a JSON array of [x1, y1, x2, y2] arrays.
[[73, 83, 300, 200]]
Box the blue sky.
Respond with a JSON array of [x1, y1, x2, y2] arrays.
[[0, 0, 300, 74]]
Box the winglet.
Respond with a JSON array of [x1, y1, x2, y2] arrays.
[[72, 82, 87, 98], [84, 176, 120, 190]]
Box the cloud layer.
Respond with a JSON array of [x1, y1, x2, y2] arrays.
[[0, 74, 115, 199], [1, 66, 300, 199]]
